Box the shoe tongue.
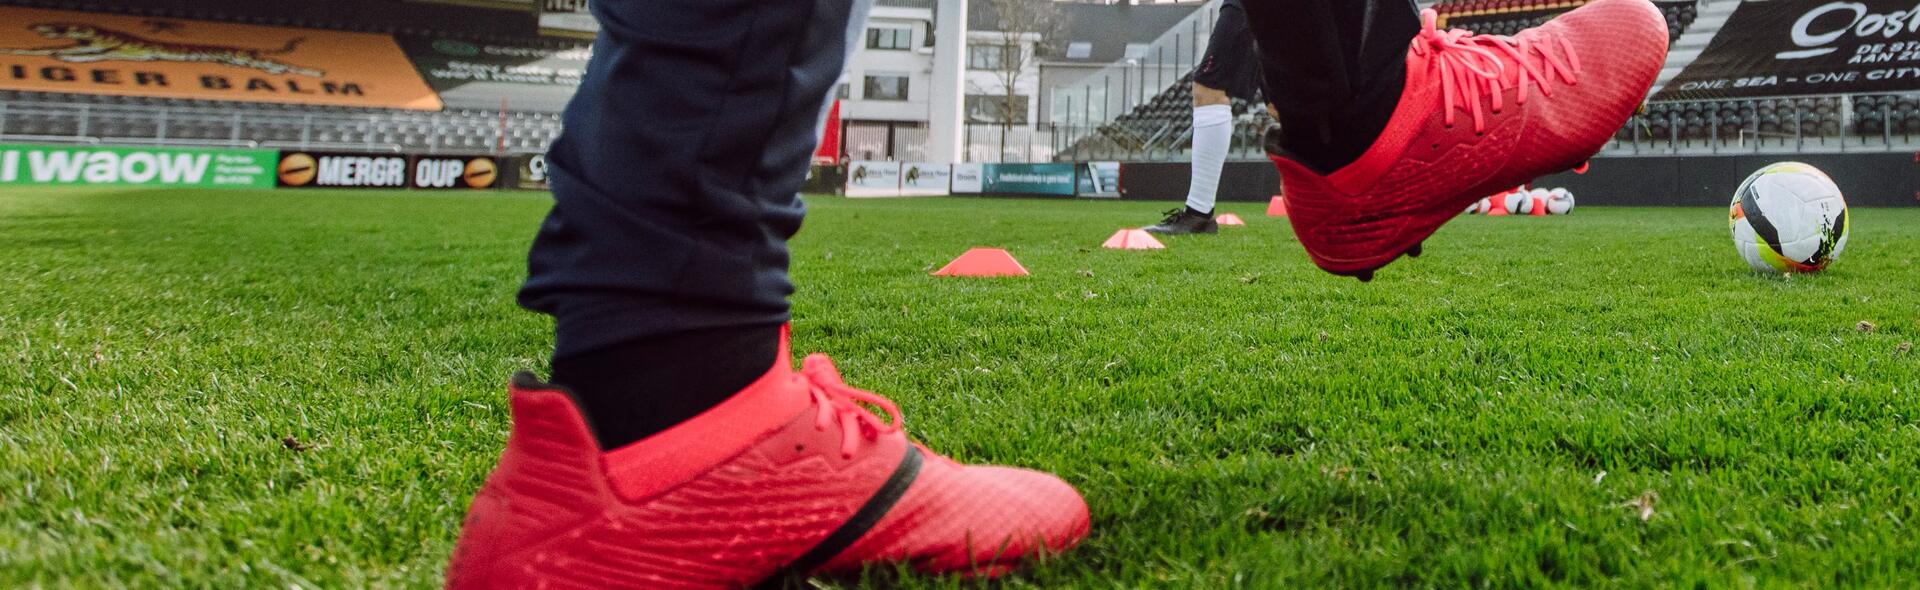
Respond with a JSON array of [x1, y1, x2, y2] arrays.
[[800, 354, 844, 386]]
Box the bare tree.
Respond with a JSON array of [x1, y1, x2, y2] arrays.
[[968, 0, 1067, 161]]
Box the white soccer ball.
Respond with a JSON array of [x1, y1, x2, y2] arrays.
[[1546, 188, 1575, 215], [1475, 197, 1493, 214], [1465, 202, 1479, 215], [1528, 188, 1551, 214], [1504, 190, 1530, 215], [1730, 162, 1850, 274]]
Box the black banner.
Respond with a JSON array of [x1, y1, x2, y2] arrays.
[[411, 155, 500, 189], [1658, 0, 1920, 100], [397, 36, 587, 92], [276, 151, 410, 188]]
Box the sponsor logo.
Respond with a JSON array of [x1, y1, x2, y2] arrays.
[[516, 154, 550, 189], [277, 152, 316, 186], [411, 156, 498, 189], [432, 39, 481, 57], [464, 157, 497, 188], [524, 154, 548, 183], [0, 7, 441, 110], [0, 144, 273, 187], [998, 172, 1072, 184], [1780, 1, 1920, 59], [279, 152, 407, 188], [0, 22, 324, 76]]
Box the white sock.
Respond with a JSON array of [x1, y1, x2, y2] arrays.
[[1185, 104, 1233, 215]]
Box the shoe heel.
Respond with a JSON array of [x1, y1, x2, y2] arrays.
[[446, 378, 613, 589]]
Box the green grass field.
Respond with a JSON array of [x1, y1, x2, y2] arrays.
[[3, 187, 1918, 587]]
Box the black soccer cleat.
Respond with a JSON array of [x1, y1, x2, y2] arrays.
[[1143, 208, 1218, 235]]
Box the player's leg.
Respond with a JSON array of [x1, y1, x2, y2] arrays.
[[1240, 0, 1667, 278], [447, 0, 1088, 586], [1145, 82, 1229, 236], [1185, 82, 1232, 216], [1148, 2, 1254, 236], [1245, 0, 1419, 174]]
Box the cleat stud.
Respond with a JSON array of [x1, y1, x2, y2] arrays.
[[1355, 271, 1374, 283], [1407, 242, 1424, 258]]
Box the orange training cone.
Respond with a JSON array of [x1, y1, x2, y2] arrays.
[[1102, 229, 1165, 250], [1266, 196, 1288, 217], [1215, 213, 1246, 226], [1486, 191, 1511, 216], [932, 248, 1029, 277], [1530, 197, 1548, 216]]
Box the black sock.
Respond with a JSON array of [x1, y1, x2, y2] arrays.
[[1276, 72, 1404, 173], [1242, 0, 1420, 173], [550, 324, 782, 450], [1186, 205, 1214, 217]]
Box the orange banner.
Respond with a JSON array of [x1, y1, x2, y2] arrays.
[[0, 7, 442, 110]]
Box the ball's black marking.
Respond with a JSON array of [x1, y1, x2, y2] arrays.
[[1738, 182, 1790, 260]]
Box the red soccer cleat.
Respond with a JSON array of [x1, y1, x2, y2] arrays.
[[445, 329, 1089, 589], [1270, 0, 1668, 279]]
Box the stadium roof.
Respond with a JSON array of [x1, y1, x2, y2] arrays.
[[968, 1, 1204, 64]]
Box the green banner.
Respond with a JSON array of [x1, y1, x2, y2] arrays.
[[0, 144, 277, 188], [982, 163, 1076, 196]]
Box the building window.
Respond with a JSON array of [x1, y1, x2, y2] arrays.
[[1064, 42, 1092, 60], [866, 27, 911, 50], [966, 94, 1030, 125], [863, 74, 910, 101], [968, 45, 1005, 70], [835, 83, 850, 100]]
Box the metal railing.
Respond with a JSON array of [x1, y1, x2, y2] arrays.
[[1604, 93, 1920, 156], [1045, 0, 1224, 153], [1047, 92, 1920, 162], [0, 98, 562, 155]]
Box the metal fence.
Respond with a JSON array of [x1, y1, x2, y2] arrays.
[[1606, 94, 1920, 155], [1048, 92, 1920, 162], [1045, 0, 1223, 157], [964, 123, 1053, 163], [10, 92, 1920, 166], [0, 98, 561, 155]]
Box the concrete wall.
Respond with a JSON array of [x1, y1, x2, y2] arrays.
[[1116, 154, 1920, 208], [1119, 161, 1278, 202], [1535, 154, 1918, 208]]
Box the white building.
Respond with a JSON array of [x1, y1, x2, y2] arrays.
[[836, 0, 1204, 162]]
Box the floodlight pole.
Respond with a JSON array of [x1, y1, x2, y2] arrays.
[[927, 0, 968, 164]]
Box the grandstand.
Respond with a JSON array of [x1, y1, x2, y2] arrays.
[[0, 0, 575, 155], [1057, 0, 1920, 162], [0, 91, 561, 154], [6, 0, 1920, 165]]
